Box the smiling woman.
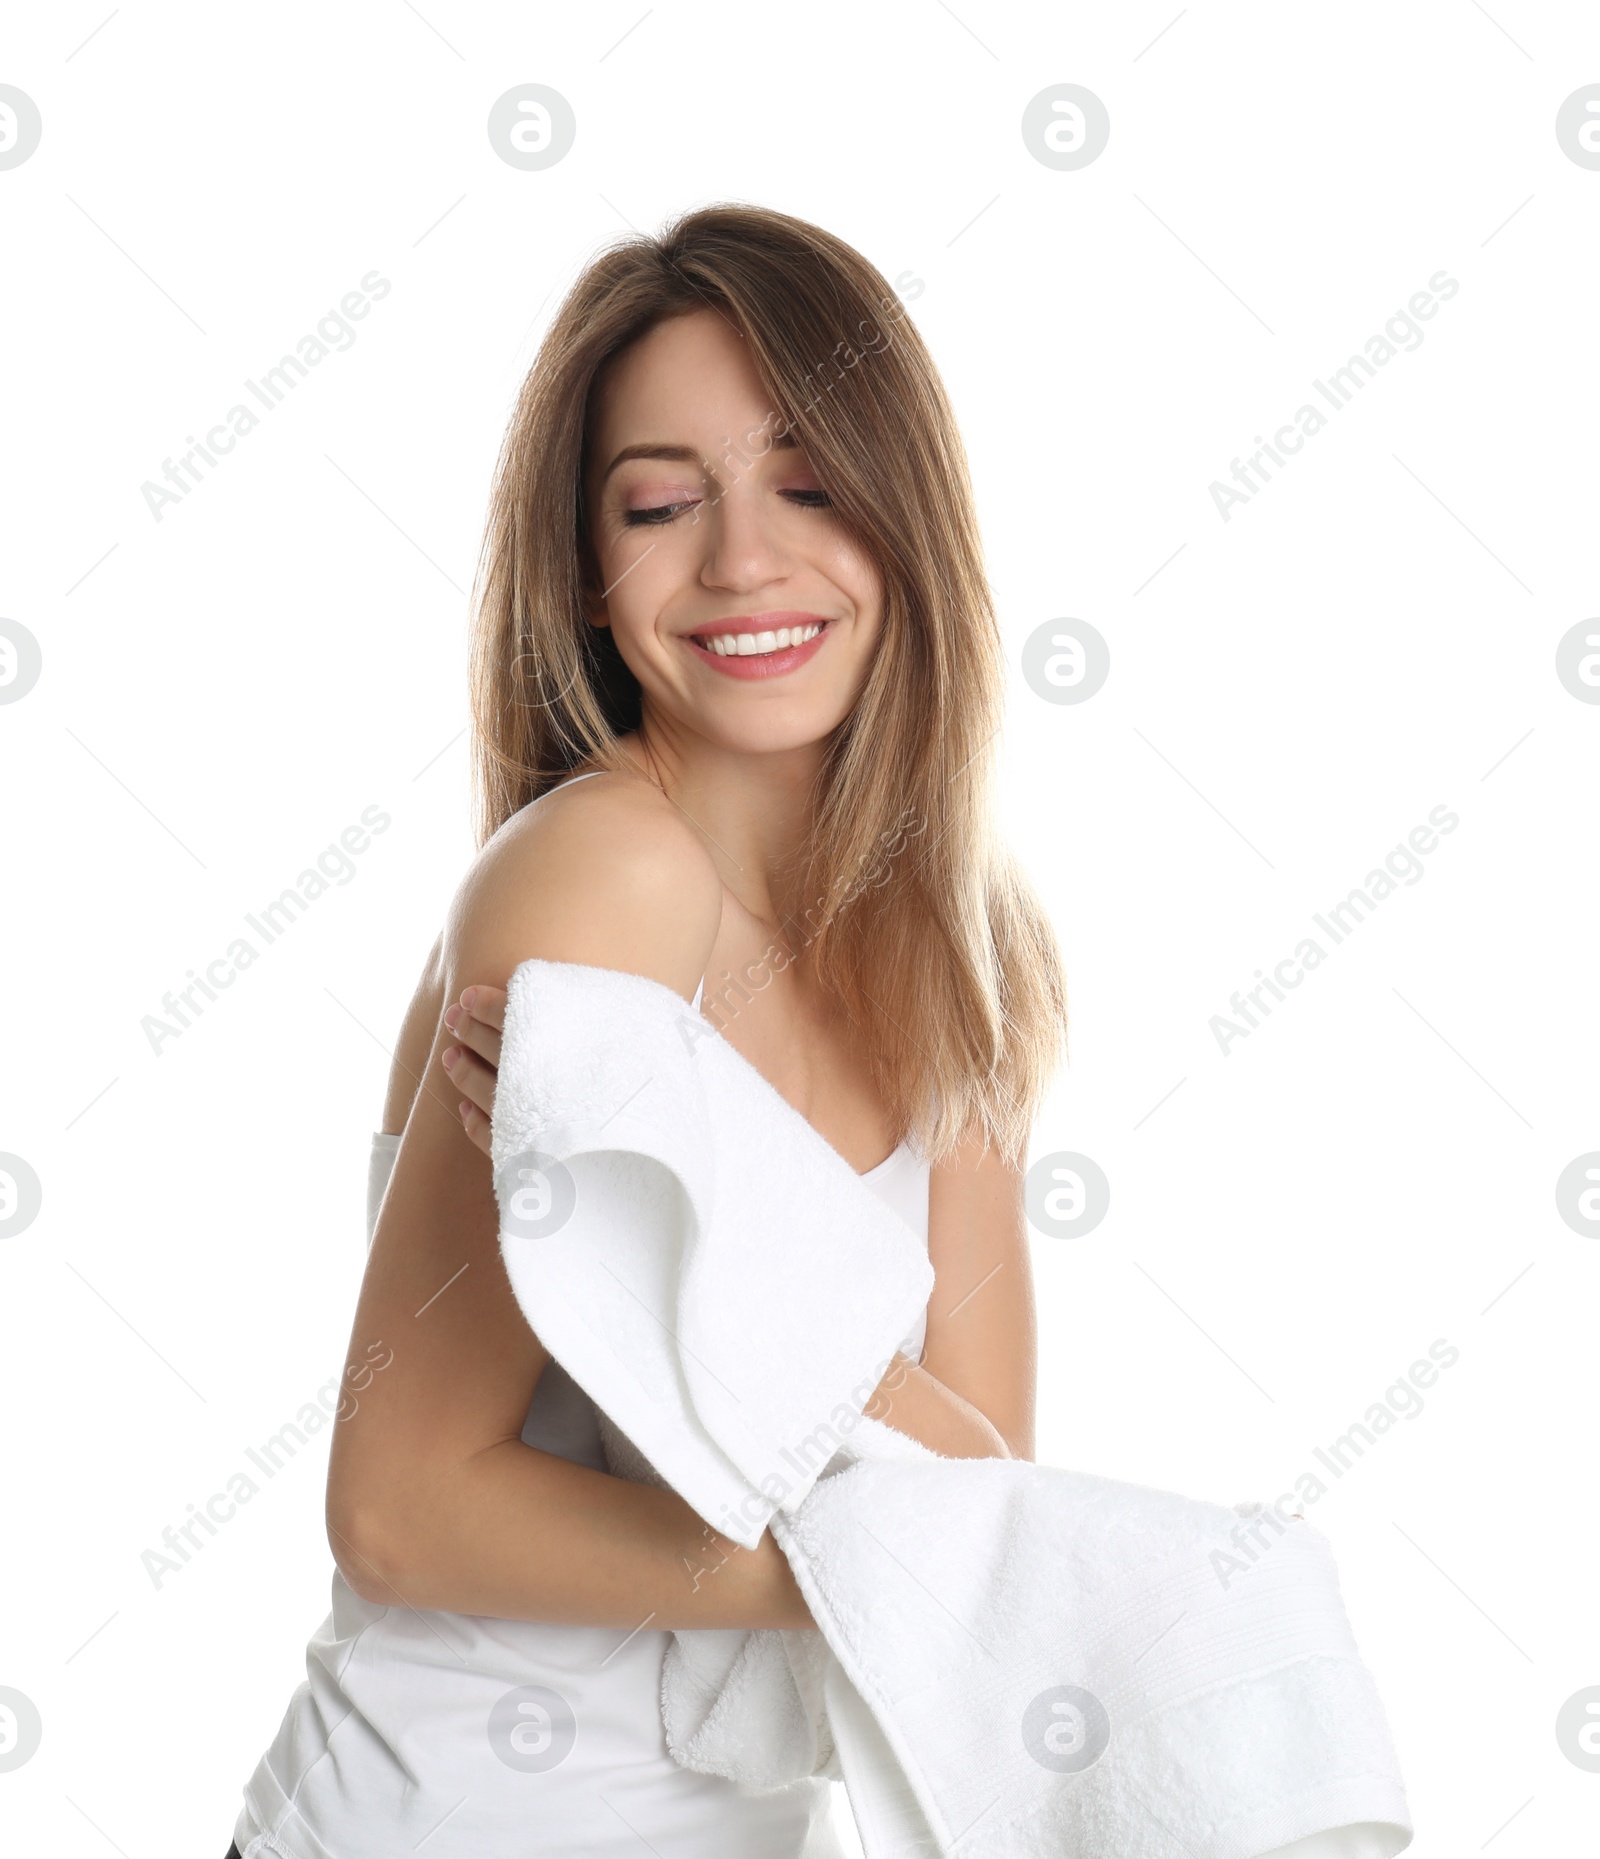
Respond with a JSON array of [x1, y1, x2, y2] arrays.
[[224, 203, 1068, 1859], [469, 210, 1064, 1166], [581, 311, 886, 709]]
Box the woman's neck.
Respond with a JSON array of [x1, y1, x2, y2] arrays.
[[613, 722, 825, 925]]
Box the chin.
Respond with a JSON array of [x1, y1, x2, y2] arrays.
[[692, 700, 853, 758]]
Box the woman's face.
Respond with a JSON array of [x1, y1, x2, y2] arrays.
[[583, 308, 883, 759]]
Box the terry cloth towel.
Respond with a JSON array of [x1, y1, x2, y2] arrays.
[[491, 959, 1414, 1859]]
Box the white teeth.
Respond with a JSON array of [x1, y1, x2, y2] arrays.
[[701, 622, 823, 657]]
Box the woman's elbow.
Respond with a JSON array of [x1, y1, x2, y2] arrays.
[[325, 1444, 435, 1604], [326, 1493, 412, 1604]]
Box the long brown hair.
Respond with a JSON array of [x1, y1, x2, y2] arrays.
[[468, 203, 1067, 1166]]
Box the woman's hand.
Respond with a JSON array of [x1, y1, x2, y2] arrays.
[[439, 985, 507, 1156]]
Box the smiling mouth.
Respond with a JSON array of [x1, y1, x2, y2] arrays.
[[688, 619, 830, 658]]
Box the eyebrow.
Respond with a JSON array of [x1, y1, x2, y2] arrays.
[[598, 430, 797, 486]]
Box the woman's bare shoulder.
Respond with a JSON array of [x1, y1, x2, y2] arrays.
[[443, 768, 723, 1000]]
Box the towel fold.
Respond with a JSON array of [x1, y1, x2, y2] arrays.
[[491, 959, 1413, 1859], [491, 958, 933, 1546]]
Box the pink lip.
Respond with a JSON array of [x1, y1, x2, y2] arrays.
[[681, 612, 834, 681]]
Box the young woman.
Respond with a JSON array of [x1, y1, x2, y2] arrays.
[[227, 203, 1068, 1859]]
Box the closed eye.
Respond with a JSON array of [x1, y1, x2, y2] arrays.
[[623, 499, 700, 527], [622, 487, 833, 528]]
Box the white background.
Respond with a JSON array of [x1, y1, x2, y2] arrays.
[[2, 2, 1597, 1853]]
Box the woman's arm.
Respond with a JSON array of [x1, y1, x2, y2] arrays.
[[912, 1132, 1036, 1461], [326, 775, 813, 1631], [442, 993, 1033, 1464]]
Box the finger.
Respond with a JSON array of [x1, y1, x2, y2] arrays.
[[459, 983, 507, 1034], [444, 1004, 502, 1070], [459, 1098, 494, 1157], [439, 1043, 496, 1117], [444, 986, 504, 1067]]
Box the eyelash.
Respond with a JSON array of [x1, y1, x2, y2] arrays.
[[622, 488, 833, 528]]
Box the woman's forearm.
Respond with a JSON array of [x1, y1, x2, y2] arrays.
[[331, 1437, 813, 1631], [865, 1353, 1013, 1459], [334, 1359, 1006, 1630]]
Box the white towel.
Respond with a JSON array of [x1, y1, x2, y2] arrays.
[[491, 959, 1414, 1859]]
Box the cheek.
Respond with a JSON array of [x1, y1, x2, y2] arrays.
[[592, 545, 678, 651], [591, 522, 670, 611], [828, 535, 884, 626]]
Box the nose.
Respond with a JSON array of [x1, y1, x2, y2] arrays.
[[695, 472, 791, 596]]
